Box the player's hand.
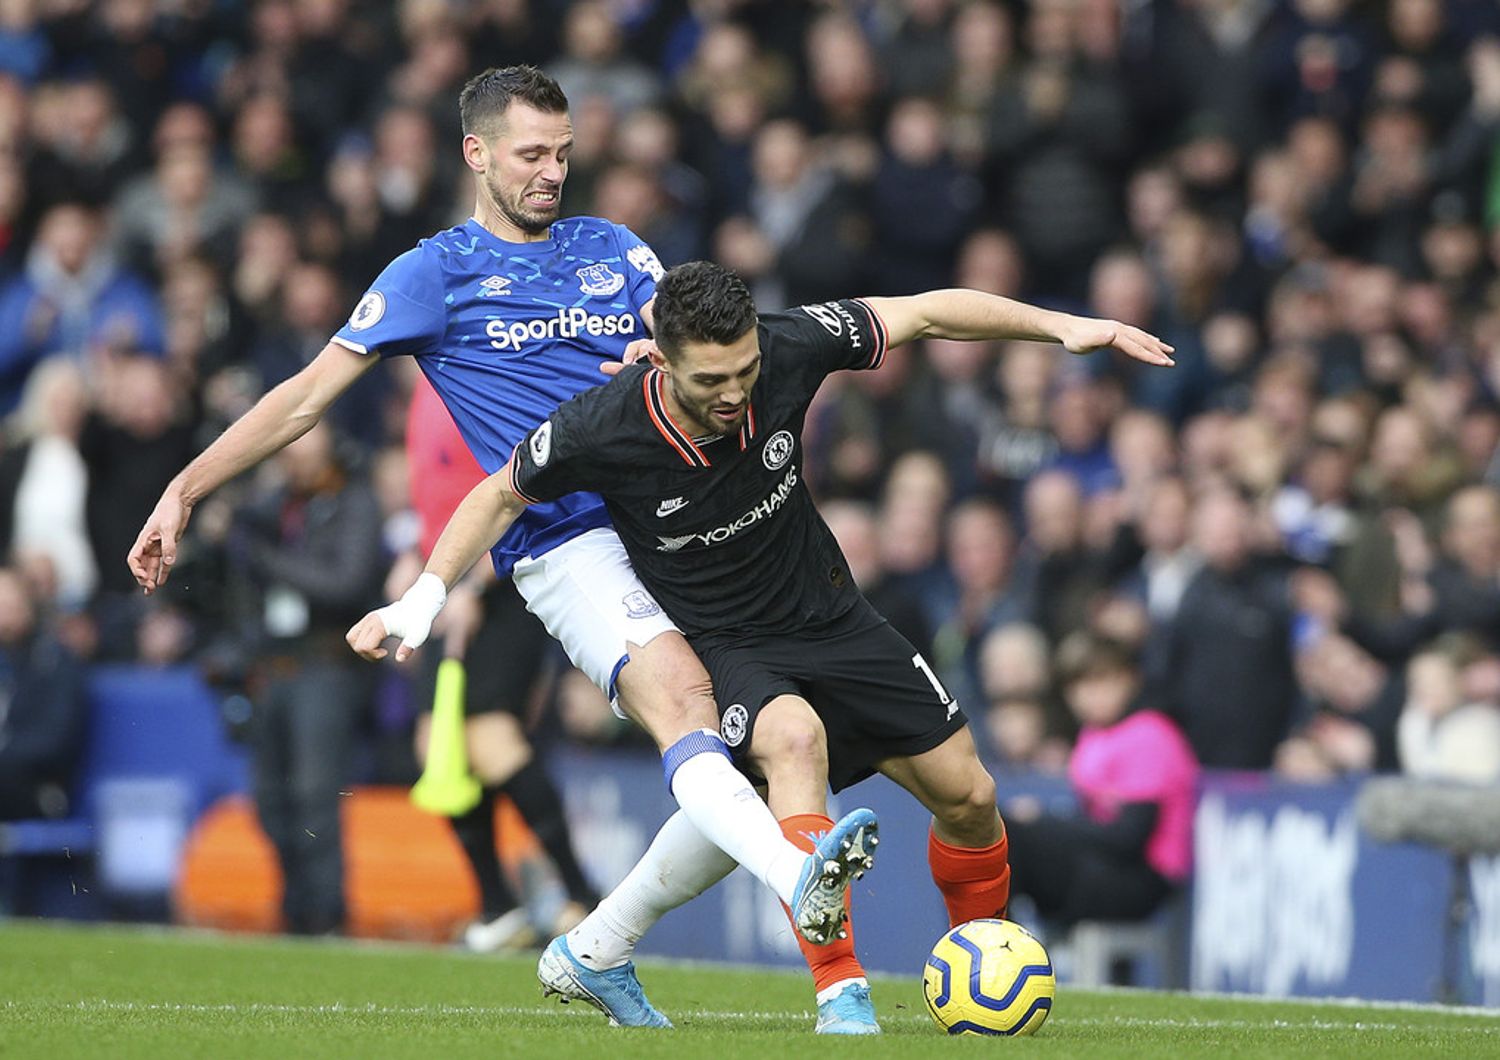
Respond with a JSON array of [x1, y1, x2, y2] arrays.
[[600, 338, 660, 377], [346, 572, 447, 662], [346, 610, 397, 661], [128, 491, 191, 595], [1058, 316, 1175, 367]]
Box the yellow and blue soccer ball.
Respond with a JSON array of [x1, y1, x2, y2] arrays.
[[922, 918, 1055, 1036]]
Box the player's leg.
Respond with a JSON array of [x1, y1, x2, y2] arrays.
[[464, 582, 600, 933], [516, 531, 876, 1025], [555, 685, 878, 1034], [250, 675, 306, 932], [282, 662, 362, 935], [790, 605, 1008, 930], [515, 530, 873, 916], [876, 725, 1012, 927], [613, 634, 877, 940], [746, 694, 878, 1035], [411, 638, 528, 951], [543, 808, 734, 1027]]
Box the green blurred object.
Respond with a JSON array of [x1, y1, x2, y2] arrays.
[[410, 658, 482, 816]]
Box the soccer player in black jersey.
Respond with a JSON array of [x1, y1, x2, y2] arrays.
[[350, 262, 1174, 1032]]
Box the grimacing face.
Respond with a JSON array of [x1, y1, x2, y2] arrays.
[[660, 328, 761, 437], [477, 102, 572, 236]]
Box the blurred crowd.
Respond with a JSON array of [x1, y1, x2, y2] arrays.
[[1, 0, 1499, 820]]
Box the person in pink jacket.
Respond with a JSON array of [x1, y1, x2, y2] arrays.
[[1004, 633, 1199, 926]]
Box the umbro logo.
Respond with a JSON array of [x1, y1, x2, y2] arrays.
[[656, 496, 689, 517], [478, 275, 512, 297]]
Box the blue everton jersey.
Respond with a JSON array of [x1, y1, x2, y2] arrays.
[[332, 216, 664, 571]]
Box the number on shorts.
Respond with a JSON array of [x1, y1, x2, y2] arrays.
[[912, 652, 951, 705]]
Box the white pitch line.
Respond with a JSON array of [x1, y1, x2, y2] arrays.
[[5, 1000, 1497, 1034], [1079, 985, 1500, 1020]]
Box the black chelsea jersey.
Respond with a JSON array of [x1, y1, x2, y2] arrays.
[[510, 298, 890, 640]]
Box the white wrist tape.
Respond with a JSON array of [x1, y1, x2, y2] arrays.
[[374, 571, 447, 651]]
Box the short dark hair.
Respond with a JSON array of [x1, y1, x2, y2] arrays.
[[653, 261, 758, 359], [1055, 632, 1138, 688], [459, 65, 569, 139]]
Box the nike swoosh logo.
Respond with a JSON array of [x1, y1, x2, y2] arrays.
[[656, 498, 689, 517]]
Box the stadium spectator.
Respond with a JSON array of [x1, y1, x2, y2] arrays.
[[252, 261, 390, 450], [1152, 488, 1297, 769], [227, 421, 384, 936], [546, 0, 660, 118], [822, 498, 932, 661], [976, 621, 1069, 771], [0, 202, 165, 414], [0, 566, 86, 821], [878, 0, 956, 101], [1005, 634, 1198, 929], [112, 137, 258, 277], [984, 0, 1129, 301], [1397, 635, 1500, 783], [1277, 630, 1402, 779], [739, 117, 866, 309], [944, 1, 1017, 169], [978, 341, 1058, 507], [1014, 469, 1110, 645], [8, 359, 94, 610], [228, 93, 312, 217], [367, 104, 454, 252], [614, 106, 709, 261], [869, 97, 979, 296], [929, 497, 1027, 707], [1121, 475, 1202, 641], [28, 77, 136, 210], [80, 354, 199, 644]]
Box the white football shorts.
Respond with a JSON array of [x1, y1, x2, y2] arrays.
[[512, 527, 680, 717]]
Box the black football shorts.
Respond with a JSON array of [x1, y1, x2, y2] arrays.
[[692, 599, 969, 792]]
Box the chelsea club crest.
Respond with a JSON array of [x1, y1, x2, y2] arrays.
[[721, 704, 749, 747]]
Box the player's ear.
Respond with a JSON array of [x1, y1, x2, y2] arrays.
[[461, 133, 488, 174], [647, 344, 671, 370]]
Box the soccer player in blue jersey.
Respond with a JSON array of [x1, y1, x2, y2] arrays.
[[127, 66, 878, 1026]]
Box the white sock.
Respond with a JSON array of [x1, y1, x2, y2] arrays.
[[816, 976, 869, 1005], [567, 810, 735, 971], [668, 746, 807, 905]]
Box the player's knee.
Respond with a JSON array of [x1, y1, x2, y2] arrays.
[[938, 769, 999, 834], [617, 634, 719, 743], [750, 699, 827, 773]]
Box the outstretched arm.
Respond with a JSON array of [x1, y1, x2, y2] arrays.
[[860, 290, 1175, 367], [128, 341, 378, 594], [345, 464, 528, 663]]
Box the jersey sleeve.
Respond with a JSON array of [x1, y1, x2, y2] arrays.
[[508, 393, 601, 505], [331, 245, 446, 357], [772, 299, 890, 381], [614, 225, 664, 316]]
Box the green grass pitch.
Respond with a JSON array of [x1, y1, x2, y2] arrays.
[[3, 920, 1499, 1058]]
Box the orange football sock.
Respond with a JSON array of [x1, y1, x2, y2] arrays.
[[928, 826, 1011, 928], [778, 813, 865, 993]]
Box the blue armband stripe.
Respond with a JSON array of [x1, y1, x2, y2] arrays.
[[661, 730, 732, 790]]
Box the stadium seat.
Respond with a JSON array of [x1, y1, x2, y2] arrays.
[[0, 666, 249, 913], [1066, 891, 1190, 989]]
